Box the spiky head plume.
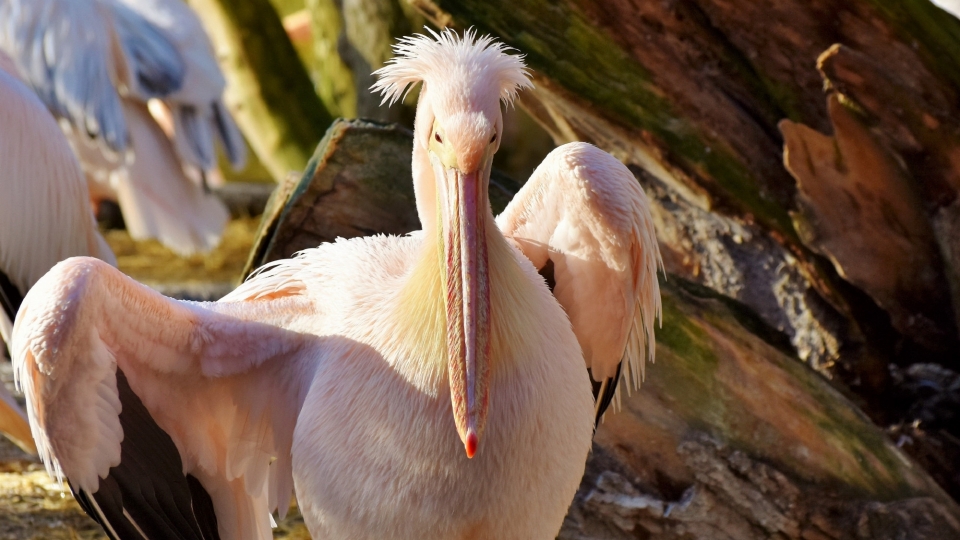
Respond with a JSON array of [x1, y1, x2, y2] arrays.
[[372, 28, 532, 109]]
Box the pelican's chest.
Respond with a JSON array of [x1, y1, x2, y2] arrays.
[[291, 233, 594, 539], [292, 334, 593, 540]]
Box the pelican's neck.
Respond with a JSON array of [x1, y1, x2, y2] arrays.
[[391, 211, 533, 393]]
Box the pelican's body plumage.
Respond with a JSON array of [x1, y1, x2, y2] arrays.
[[285, 233, 593, 538], [11, 30, 661, 539]]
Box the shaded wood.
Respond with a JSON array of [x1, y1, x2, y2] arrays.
[[243, 119, 419, 276], [564, 280, 960, 540]]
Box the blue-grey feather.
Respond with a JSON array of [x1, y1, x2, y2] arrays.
[[0, 0, 185, 153], [1, 0, 128, 151], [109, 1, 184, 98], [212, 101, 246, 169]]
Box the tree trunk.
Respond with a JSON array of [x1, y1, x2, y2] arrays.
[[250, 119, 960, 538], [306, 0, 358, 117], [187, 0, 333, 182], [405, 0, 960, 501]]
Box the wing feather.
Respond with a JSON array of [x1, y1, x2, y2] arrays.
[[112, 0, 247, 171], [12, 257, 312, 539], [497, 142, 662, 419], [0, 0, 185, 153], [115, 99, 229, 255]]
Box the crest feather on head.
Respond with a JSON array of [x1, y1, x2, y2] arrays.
[[372, 28, 532, 108]]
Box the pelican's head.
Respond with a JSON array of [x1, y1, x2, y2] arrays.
[[373, 29, 531, 458]]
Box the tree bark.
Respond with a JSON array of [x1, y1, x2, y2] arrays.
[[250, 119, 960, 539], [306, 0, 358, 117], [187, 0, 334, 182]]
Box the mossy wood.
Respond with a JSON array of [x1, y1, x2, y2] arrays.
[[245, 120, 960, 538]]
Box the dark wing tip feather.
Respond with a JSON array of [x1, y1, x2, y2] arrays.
[[0, 269, 23, 325], [74, 369, 220, 540], [591, 362, 622, 427], [110, 2, 185, 98]]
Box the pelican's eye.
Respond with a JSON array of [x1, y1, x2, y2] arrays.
[[490, 133, 497, 143], [435, 132, 443, 144]]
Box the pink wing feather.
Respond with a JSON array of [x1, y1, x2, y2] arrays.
[[497, 142, 662, 414]]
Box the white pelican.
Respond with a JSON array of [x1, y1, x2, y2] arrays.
[[0, 0, 245, 256], [0, 58, 116, 454], [12, 30, 661, 539]]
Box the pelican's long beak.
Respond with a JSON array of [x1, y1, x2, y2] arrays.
[[435, 152, 493, 459]]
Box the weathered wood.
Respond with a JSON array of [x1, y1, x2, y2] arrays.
[[187, 0, 333, 182], [243, 119, 418, 275], [565, 279, 960, 540], [248, 119, 960, 539], [781, 95, 952, 353]]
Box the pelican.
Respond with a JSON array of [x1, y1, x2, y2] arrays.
[[0, 0, 245, 256], [0, 57, 116, 454], [12, 30, 661, 539]]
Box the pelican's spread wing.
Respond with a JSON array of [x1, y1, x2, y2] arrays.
[[13, 258, 312, 540], [497, 142, 662, 423], [0, 0, 184, 153]]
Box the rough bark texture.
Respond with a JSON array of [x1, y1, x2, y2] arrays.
[[243, 119, 419, 274], [187, 0, 333, 182], [403, 0, 960, 500], [247, 120, 960, 538]]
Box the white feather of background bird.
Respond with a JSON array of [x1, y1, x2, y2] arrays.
[[932, 0, 960, 19], [0, 0, 245, 256]]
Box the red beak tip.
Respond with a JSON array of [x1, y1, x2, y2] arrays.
[[465, 429, 478, 459]]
